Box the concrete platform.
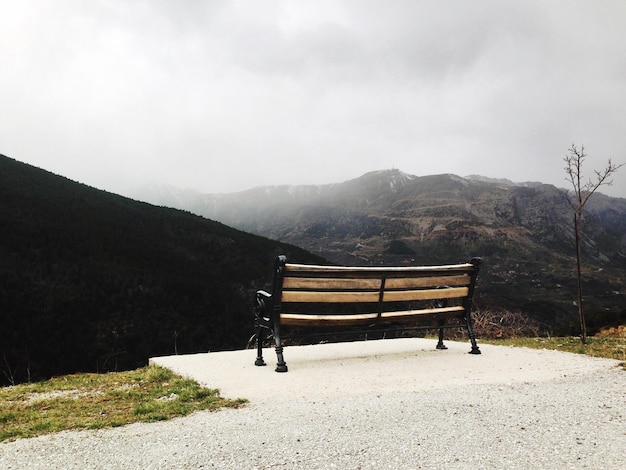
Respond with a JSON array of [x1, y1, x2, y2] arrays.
[[149, 337, 620, 403]]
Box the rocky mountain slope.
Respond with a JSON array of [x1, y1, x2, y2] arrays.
[[134, 169, 626, 332]]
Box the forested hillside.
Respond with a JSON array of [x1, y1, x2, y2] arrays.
[[0, 155, 323, 385]]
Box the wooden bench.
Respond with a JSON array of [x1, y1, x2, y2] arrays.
[[253, 255, 482, 372]]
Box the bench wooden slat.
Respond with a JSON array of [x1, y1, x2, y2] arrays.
[[282, 290, 381, 303], [284, 262, 475, 273], [383, 286, 469, 302], [282, 286, 468, 303], [384, 275, 470, 289], [379, 305, 465, 319], [280, 312, 379, 326], [281, 287, 469, 303], [280, 306, 466, 327], [282, 275, 471, 291], [282, 277, 382, 290]]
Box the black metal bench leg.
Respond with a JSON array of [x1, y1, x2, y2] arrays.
[[253, 293, 267, 366], [273, 322, 288, 372], [254, 325, 266, 366], [275, 346, 287, 373], [466, 315, 481, 355], [436, 325, 448, 350]]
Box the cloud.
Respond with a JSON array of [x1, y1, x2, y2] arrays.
[[1, 0, 625, 197]]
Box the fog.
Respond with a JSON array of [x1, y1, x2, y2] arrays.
[[1, 1, 625, 197]]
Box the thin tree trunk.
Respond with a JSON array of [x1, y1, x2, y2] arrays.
[[575, 213, 587, 344]]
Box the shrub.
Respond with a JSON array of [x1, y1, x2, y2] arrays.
[[471, 308, 543, 339]]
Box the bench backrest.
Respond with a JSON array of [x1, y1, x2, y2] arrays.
[[270, 256, 482, 327]]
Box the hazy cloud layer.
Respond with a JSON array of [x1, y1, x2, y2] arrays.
[[2, 1, 625, 197]]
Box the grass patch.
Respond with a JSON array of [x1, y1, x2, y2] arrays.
[[482, 334, 626, 364], [0, 366, 246, 442]]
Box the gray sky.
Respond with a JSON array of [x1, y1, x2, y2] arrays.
[[2, 0, 626, 198]]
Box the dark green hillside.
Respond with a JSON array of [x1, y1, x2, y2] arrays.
[[0, 155, 323, 385]]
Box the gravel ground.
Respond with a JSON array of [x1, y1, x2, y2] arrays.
[[1, 339, 625, 469]]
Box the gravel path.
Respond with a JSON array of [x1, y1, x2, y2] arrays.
[[1, 339, 625, 469]]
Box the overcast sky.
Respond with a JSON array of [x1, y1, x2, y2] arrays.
[[2, 0, 625, 198]]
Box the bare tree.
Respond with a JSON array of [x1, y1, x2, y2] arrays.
[[563, 144, 624, 344]]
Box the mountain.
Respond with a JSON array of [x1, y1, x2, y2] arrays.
[[0, 154, 324, 385], [132, 169, 626, 332]]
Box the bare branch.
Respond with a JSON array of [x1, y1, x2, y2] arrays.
[[564, 144, 624, 209], [580, 158, 625, 207]]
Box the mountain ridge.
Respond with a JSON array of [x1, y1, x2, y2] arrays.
[[132, 169, 606, 209]]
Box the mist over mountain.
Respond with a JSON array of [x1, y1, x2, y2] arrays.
[[0, 154, 323, 385], [132, 169, 626, 330]]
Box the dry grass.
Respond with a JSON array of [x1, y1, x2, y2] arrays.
[[445, 309, 626, 366], [467, 309, 625, 364], [0, 366, 246, 442], [482, 328, 626, 365], [471, 308, 543, 338]]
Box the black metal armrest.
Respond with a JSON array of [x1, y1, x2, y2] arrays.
[[254, 290, 273, 329]]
